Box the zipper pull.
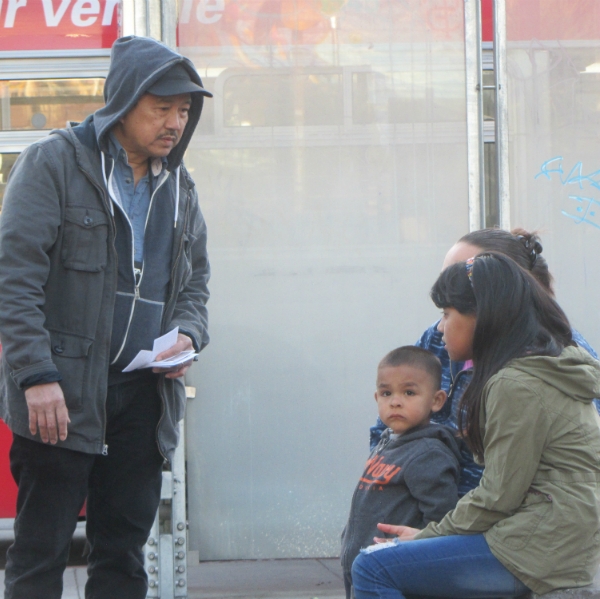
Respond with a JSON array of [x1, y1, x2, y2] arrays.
[[102, 444, 109, 456], [134, 267, 142, 300]]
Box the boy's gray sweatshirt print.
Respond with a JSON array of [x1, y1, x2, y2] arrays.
[[341, 423, 461, 576], [0, 36, 210, 462]]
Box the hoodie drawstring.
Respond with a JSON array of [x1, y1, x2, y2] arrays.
[[100, 152, 115, 216], [174, 166, 180, 228]]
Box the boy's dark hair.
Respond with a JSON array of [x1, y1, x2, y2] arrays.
[[379, 346, 442, 390], [430, 252, 573, 461]]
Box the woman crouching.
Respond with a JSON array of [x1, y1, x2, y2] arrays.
[[352, 252, 600, 599]]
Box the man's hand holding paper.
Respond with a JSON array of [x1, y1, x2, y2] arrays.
[[151, 333, 196, 379], [123, 327, 197, 378]]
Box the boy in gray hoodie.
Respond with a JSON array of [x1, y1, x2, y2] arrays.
[[341, 346, 461, 598]]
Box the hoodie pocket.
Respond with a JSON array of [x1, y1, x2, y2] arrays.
[[61, 206, 108, 272], [49, 330, 93, 411]]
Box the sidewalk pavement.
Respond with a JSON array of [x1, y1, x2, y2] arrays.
[[0, 557, 346, 599]]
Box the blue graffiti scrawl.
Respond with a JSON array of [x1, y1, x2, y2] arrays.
[[535, 157, 600, 230]]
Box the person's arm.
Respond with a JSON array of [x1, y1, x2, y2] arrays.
[[415, 320, 457, 393], [369, 419, 387, 450], [572, 328, 598, 359], [0, 140, 69, 442], [163, 183, 209, 359], [402, 442, 460, 526], [414, 375, 550, 539], [571, 330, 600, 415]]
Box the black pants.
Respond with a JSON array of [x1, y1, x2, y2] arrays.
[[4, 376, 165, 599]]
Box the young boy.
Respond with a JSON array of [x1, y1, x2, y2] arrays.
[[341, 346, 461, 598]]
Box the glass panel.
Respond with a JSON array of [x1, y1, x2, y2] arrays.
[[0, 154, 19, 211], [224, 72, 343, 126], [178, 0, 469, 561], [507, 0, 600, 352], [0, 79, 104, 131]]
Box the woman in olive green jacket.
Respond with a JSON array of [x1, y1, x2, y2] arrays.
[[352, 253, 600, 599]]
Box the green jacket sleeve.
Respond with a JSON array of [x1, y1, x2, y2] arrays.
[[415, 375, 551, 539]]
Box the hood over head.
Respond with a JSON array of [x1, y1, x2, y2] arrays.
[[508, 345, 600, 403], [93, 35, 212, 171]]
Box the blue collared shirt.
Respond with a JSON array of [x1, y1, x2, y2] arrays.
[[107, 133, 167, 263]]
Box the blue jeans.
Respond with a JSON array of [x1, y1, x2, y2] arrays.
[[351, 534, 530, 599]]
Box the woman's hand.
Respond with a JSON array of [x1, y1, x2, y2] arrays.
[[374, 523, 419, 543]]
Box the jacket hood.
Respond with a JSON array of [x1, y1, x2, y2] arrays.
[[93, 36, 210, 171], [379, 422, 462, 463], [507, 345, 600, 403]]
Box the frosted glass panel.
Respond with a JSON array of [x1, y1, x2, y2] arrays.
[[179, 0, 469, 560], [507, 0, 600, 354]]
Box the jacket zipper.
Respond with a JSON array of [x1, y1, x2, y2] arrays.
[[80, 152, 117, 456], [154, 173, 191, 462], [110, 168, 170, 365]]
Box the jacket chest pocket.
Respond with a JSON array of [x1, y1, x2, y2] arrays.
[[61, 206, 109, 272]]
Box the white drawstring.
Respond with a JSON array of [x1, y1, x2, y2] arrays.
[[100, 151, 115, 216], [174, 166, 180, 228]]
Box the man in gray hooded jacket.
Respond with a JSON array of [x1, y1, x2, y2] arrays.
[[0, 36, 211, 599]]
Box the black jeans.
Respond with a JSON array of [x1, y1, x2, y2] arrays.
[[4, 375, 165, 599]]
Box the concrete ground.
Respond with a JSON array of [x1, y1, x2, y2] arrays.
[[0, 538, 346, 599]]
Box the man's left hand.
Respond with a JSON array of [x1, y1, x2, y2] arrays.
[[152, 333, 195, 379]]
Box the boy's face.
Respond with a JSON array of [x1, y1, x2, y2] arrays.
[[374, 364, 447, 435]]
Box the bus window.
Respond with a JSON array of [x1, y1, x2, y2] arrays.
[[223, 72, 343, 127], [196, 77, 216, 135], [0, 154, 19, 211], [0, 79, 104, 131]]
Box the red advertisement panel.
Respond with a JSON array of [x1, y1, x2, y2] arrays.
[[0, 0, 120, 51], [178, 0, 466, 49], [507, 0, 600, 42], [481, 0, 492, 42], [0, 420, 17, 519]]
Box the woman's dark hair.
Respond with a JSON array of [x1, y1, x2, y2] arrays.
[[459, 228, 553, 293], [430, 252, 573, 460]]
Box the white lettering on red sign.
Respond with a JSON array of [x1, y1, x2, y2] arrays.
[[5, 0, 28, 28], [0, 0, 119, 50], [42, 0, 71, 27], [180, 0, 224, 25], [2, 0, 118, 28]]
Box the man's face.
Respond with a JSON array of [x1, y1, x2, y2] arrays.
[[116, 93, 191, 161]]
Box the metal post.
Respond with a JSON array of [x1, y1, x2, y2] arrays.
[[145, 515, 161, 596], [464, 0, 485, 231], [144, 425, 188, 599], [121, 0, 162, 38], [161, 0, 178, 49], [172, 422, 188, 597], [493, 0, 510, 229]]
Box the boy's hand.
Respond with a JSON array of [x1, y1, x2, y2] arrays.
[[374, 523, 419, 543]]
